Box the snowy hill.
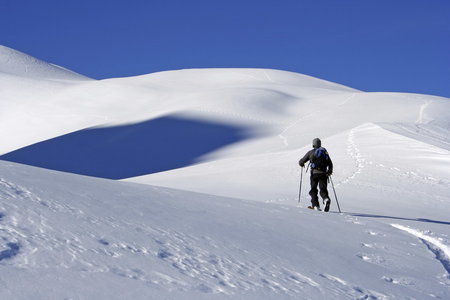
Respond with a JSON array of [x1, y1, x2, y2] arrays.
[[0, 46, 449, 299], [0, 45, 90, 81]]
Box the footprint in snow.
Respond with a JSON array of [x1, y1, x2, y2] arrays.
[[320, 273, 387, 299], [98, 238, 110, 246], [382, 276, 414, 286], [0, 242, 20, 261], [357, 253, 386, 264], [157, 249, 173, 259], [366, 230, 384, 236], [344, 216, 364, 225]]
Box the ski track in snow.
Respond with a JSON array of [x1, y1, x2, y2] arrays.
[[337, 92, 357, 106], [278, 112, 315, 147], [341, 214, 450, 295], [416, 99, 433, 125], [338, 125, 366, 186], [337, 122, 450, 196], [278, 93, 357, 147], [392, 224, 450, 275], [381, 122, 450, 151]]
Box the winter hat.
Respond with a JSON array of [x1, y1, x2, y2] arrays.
[[312, 138, 321, 148]]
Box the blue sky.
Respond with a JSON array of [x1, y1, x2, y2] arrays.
[[1, 0, 449, 97]]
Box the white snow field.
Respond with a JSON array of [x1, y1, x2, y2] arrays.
[[0, 45, 449, 299]]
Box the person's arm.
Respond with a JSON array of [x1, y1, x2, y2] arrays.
[[299, 150, 312, 167]]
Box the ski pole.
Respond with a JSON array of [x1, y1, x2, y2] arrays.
[[298, 167, 304, 204], [329, 176, 342, 213]]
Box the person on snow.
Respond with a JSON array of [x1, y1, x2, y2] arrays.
[[299, 138, 333, 211]]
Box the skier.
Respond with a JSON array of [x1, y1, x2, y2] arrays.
[[299, 138, 333, 211]]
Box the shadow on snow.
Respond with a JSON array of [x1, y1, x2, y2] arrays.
[[1, 115, 251, 179], [346, 213, 450, 226]]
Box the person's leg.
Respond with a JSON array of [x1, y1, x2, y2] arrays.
[[309, 174, 320, 208], [318, 175, 330, 200], [318, 174, 331, 211]]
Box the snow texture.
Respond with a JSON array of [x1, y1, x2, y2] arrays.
[[0, 46, 449, 299]]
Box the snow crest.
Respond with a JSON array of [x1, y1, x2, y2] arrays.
[[0, 45, 91, 81]]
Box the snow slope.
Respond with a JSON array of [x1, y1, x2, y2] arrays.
[[0, 47, 449, 299], [0, 45, 90, 81], [1, 160, 449, 299]]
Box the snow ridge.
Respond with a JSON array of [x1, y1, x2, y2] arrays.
[[0, 45, 91, 81]]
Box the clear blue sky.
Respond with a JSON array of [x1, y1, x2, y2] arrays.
[[1, 0, 449, 97]]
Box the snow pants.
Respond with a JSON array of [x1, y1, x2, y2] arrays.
[[309, 173, 329, 208]]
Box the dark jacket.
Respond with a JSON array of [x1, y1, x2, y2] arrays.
[[299, 148, 333, 174]]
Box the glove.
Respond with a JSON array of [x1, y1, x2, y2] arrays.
[[299, 162, 305, 167], [327, 171, 332, 176]]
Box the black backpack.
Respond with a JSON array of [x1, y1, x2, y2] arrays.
[[310, 147, 330, 172]]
